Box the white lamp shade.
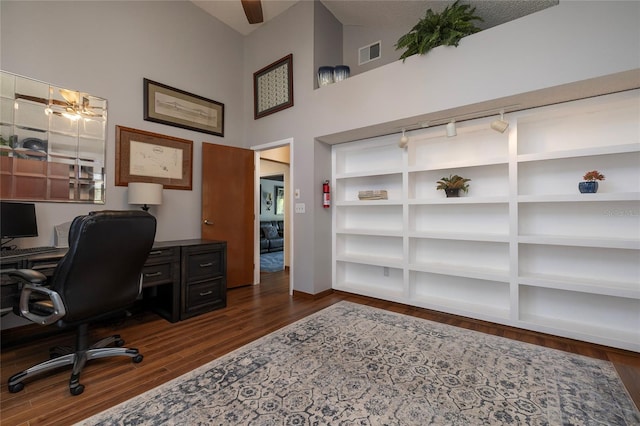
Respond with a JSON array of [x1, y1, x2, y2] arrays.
[[128, 182, 163, 206]]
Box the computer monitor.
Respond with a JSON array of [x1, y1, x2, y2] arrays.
[[0, 201, 38, 239]]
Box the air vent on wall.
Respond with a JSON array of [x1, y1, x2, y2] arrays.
[[358, 41, 381, 65]]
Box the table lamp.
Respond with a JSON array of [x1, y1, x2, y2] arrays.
[[128, 182, 163, 212]]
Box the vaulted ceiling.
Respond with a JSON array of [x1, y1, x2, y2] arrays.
[[192, 0, 558, 36]]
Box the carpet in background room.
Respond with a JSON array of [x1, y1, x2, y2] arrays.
[[78, 301, 640, 425], [260, 250, 283, 272]]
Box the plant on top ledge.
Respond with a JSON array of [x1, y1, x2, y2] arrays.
[[579, 170, 605, 194], [436, 174, 471, 198], [395, 0, 483, 62]]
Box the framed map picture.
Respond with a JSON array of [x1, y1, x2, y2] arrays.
[[253, 54, 293, 119], [115, 125, 193, 190]]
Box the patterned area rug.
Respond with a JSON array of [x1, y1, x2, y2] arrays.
[[260, 250, 284, 272], [78, 301, 639, 425]]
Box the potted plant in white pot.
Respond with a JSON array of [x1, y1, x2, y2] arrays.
[[579, 170, 605, 193]]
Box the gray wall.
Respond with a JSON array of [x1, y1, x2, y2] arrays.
[[1, 0, 244, 243], [313, 0, 343, 88], [343, 25, 406, 76], [2, 1, 638, 297]]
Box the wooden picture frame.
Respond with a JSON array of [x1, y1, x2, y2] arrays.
[[115, 125, 193, 190], [253, 54, 293, 119], [143, 78, 224, 137]]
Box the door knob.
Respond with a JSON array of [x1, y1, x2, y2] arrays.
[[204, 219, 213, 225]]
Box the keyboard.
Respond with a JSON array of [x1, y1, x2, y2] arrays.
[[0, 246, 59, 259]]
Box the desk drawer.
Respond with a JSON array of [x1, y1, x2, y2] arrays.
[[141, 262, 175, 288], [185, 250, 224, 281], [146, 246, 179, 261], [1, 280, 19, 311], [183, 278, 225, 318]]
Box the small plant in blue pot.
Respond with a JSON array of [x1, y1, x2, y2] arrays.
[[579, 170, 605, 193]]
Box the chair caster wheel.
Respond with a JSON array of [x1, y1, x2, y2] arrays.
[[70, 384, 85, 396], [8, 382, 24, 393], [133, 354, 143, 363], [115, 339, 125, 347]]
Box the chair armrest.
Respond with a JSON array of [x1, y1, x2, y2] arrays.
[[6, 269, 47, 285], [7, 270, 66, 326], [19, 283, 66, 325]]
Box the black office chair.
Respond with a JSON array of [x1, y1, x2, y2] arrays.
[[6, 210, 156, 395]]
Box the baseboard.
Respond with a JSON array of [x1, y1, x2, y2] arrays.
[[292, 288, 333, 299]]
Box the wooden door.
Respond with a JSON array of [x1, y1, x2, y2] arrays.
[[201, 143, 254, 288]]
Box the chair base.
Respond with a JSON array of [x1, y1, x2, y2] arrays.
[[8, 325, 143, 395]]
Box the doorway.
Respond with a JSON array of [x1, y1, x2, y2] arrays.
[[253, 140, 292, 294]]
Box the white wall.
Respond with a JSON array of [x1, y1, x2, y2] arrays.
[[0, 1, 244, 245]]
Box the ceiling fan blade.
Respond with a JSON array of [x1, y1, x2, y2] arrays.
[[241, 0, 263, 24]]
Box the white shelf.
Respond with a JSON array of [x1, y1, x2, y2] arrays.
[[408, 157, 508, 172], [410, 262, 510, 282], [518, 274, 640, 299], [334, 281, 405, 302], [335, 228, 403, 237], [518, 314, 640, 352], [332, 89, 640, 351], [335, 200, 403, 207], [413, 296, 511, 322], [409, 231, 509, 243], [518, 192, 640, 202], [335, 169, 401, 179], [519, 234, 640, 250], [409, 196, 509, 205], [517, 142, 640, 162], [336, 254, 404, 269]]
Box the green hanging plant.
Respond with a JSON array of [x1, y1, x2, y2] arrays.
[[395, 0, 483, 61]]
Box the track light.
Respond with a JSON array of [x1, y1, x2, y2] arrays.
[[398, 129, 409, 148], [491, 110, 509, 133], [446, 120, 456, 137]]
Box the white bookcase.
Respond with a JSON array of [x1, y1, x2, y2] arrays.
[[332, 89, 640, 351]]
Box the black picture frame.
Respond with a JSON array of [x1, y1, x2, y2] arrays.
[[253, 54, 294, 119], [144, 78, 224, 137]]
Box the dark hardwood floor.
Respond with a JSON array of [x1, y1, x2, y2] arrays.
[[1, 270, 638, 425]]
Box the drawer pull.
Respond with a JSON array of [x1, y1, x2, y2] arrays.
[[144, 271, 163, 277], [199, 262, 213, 268], [148, 250, 163, 256], [199, 290, 213, 296]]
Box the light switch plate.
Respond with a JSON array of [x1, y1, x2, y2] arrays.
[[295, 203, 306, 213], [294, 189, 300, 199]]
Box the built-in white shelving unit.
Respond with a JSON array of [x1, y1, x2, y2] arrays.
[[332, 89, 640, 351]]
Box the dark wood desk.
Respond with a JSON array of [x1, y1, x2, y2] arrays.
[[0, 239, 226, 325]]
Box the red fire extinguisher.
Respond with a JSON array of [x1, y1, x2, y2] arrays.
[[323, 180, 331, 208]]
